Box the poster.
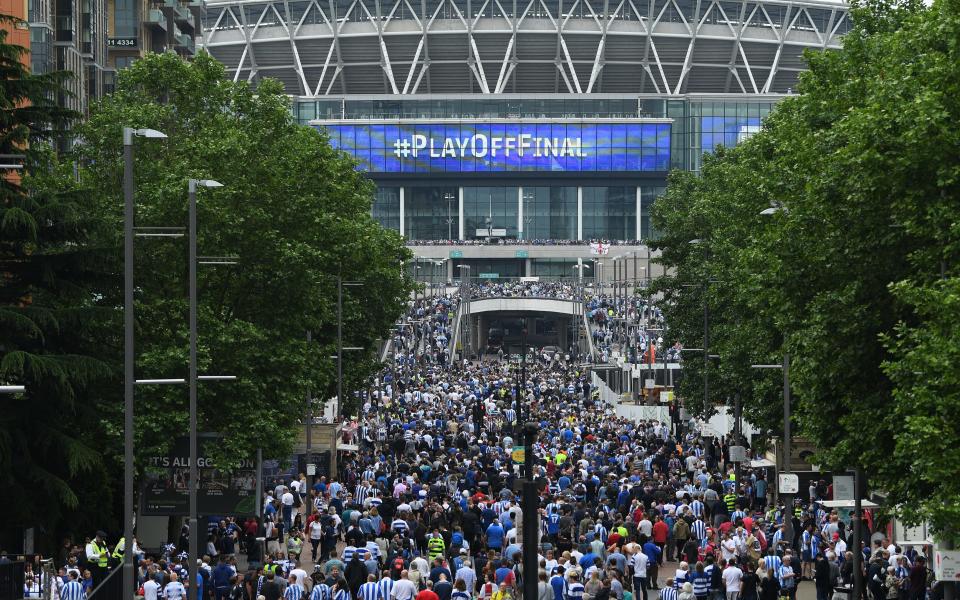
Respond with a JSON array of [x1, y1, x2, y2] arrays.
[[140, 435, 258, 516]]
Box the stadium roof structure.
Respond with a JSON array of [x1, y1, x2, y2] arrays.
[[202, 0, 850, 96]]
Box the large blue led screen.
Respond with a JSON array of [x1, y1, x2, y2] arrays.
[[317, 122, 671, 173]]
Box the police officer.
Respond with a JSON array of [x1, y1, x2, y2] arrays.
[[86, 531, 110, 587]]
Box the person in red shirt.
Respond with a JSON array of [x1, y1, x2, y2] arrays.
[[416, 581, 440, 600], [652, 515, 669, 566]]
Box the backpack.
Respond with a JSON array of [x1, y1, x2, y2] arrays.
[[393, 557, 405, 574], [293, 491, 303, 508]]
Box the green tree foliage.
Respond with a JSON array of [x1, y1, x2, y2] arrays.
[[0, 15, 115, 537], [651, 0, 960, 534], [58, 51, 413, 468]]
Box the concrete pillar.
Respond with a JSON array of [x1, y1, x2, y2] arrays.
[[577, 187, 583, 241], [458, 187, 465, 240], [399, 187, 405, 237], [636, 186, 642, 241]]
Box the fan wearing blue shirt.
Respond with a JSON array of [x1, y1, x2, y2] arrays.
[[486, 520, 505, 551]]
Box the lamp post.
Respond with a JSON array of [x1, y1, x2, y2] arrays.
[[123, 126, 167, 600], [187, 178, 225, 587], [751, 354, 792, 511], [444, 192, 455, 240], [337, 276, 364, 422]]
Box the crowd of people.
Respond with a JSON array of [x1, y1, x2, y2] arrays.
[[469, 282, 580, 301], [405, 240, 644, 247], [13, 286, 947, 600], [584, 293, 678, 366]]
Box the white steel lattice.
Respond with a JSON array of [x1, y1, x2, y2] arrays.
[[201, 0, 849, 95]]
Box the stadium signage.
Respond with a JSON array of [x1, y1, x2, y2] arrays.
[[393, 133, 587, 159], [318, 121, 671, 173]]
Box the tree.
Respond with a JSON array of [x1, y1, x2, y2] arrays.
[[0, 15, 117, 541], [59, 51, 412, 471], [651, 0, 960, 535]]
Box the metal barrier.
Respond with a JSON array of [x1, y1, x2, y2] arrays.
[[0, 562, 24, 600], [88, 566, 123, 600]]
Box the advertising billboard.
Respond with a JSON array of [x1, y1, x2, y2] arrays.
[[317, 121, 671, 173], [140, 435, 258, 516]]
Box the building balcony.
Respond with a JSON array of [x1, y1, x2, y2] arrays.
[[186, 0, 206, 19], [174, 32, 195, 54], [168, 1, 195, 30], [145, 8, 167, 31]]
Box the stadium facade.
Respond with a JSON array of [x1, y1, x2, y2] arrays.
[[200, 0, 849, 281]]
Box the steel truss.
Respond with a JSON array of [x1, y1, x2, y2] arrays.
[[201, 0, 849, 95]]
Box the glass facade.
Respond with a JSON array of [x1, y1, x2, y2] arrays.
[[373, 186, 400, 232], [531, 259, 580, 278], [300, 95, 782, 243], [640, 185, 667, 240], [464, 187, 519, 240], [522, 187, 576, 241], [582, 187, 636, 241], [453, 259, 524, 279], [405, 186, 457, 240]]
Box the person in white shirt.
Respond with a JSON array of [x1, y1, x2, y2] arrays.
[[289, 560, 308, 587], [721, 563, 742, 600], [632, 550, 649, 600], [163, 573, 188, 600], [143, 567, 161, 600], [390, 571, 418, 600], [721, 535, 738, 562]]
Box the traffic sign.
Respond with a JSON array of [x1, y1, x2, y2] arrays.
[[778, 473, 800, 494], [833, 475, 854, 501], [729, 446, 746, 462], [935, 550, 960, 581]]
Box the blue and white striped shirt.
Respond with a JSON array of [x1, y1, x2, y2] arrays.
[[691, 520, 706, 541], [378, 578, 394, 600], [62, 580, 86, 600], [565, 582, 585, 600], [285, 584, 305, 600], [763, 556, 783, 572], [659, 587, 678, 600], [311, 584, 332, 600], [594, 524, 608, 543], [690, 501, 704, 517], [359, 582, 381, 600], [333, 589, 351, 600]]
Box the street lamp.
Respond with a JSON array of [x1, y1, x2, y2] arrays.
[[444, 192, 455, 240], [123, 126, 167, 600], [187, 178, 225, 582], [750, 355, 792, 479], [337, 278, 364, 422], [760, 202, 789, 216], [750, 354, 797, 551]]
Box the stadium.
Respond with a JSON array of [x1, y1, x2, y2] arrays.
[[199, 0, 849, 281]]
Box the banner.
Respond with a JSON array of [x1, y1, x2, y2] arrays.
[[140, 435, 258, 516], [319, 121, 671, 173]]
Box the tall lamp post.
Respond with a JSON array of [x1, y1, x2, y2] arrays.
[[750, 354, 792, 510], [336, 276, 364, 422], [123, 126, 167, 600], [187, 178, 226, 587], [444, 192, 456, 240]]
